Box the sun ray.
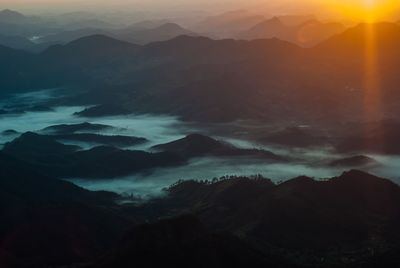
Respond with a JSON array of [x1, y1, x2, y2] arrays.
[[324, 0, 399, 22], [362, 18, 385, 151]]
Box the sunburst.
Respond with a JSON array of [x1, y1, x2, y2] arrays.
[[325, 0, 398, 22]]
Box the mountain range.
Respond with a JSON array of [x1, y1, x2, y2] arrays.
[[239, 16, 346, 47], [38, 22, 196, 45], [2, 155, 400, 267], [3, 6, 400, 268], [0, 9, 347, 51], [2, 22, 400, 126]]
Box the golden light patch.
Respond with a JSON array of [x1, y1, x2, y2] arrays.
[[325, 0, 399, 21]]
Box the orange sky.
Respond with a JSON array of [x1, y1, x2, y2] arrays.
[[1, 0, 399, 21]]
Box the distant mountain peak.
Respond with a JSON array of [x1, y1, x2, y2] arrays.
[[0, 9, 24, 16], [65, 34, 136, 48], [42, 34, 139, 58], [269, 16, 282, 23], [0, 9, 26, 21], [155, 22, 186, 31], [317, 22, 400, 51], [277, 14, 317, 26], [260, 16, 283, 25]]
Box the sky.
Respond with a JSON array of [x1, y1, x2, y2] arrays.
[[0, 0, 399, 21]]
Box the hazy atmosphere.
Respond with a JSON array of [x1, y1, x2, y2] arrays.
[[2, 0, 400, 267], [2, 0, 400, 21]]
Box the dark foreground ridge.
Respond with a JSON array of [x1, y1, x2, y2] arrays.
[[1, 156, 400, 267]]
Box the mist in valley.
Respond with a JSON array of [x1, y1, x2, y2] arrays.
[[1, 89, 399, 200], [3, 2, 400, 266]]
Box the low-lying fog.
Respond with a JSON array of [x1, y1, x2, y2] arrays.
[[0, 89, 192, 149], [68, 149, 400, 199], [1, 89, 400, 199]]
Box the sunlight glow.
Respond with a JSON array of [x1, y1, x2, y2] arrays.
[[326, 0, 398, 22], [362, 24, 385, 150]]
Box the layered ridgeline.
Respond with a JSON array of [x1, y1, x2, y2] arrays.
[[38, 22, 196, 45], [0, 132, 286, 179], [1, 22, 400, 124], [0, 9, 340, 50], [238, 16, 346, 47], [0, 9, 196, 52], [2, 158, 400, 267]]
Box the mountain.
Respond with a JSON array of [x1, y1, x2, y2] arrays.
[[2, 149, 400, 267], [4, 33, 142, 91], [0, 9, 48, 38], [0, 152, 131, 267], [39, 35, 140, 84], [0, 45, 37, 95], [2, 23, 400, 124], [116, 23, 196, 45], [239, 17, 290, 40], [0, 9, 56, 38], [316, 22, 400, 55], [0, 9, 28, 24], [0, 34, 35, 50], [161, 170, 400, 266], [96, 215, 296, 268], [0, 43, 28, 59], [239, 17, 346, 47], [126, 19, 171, 30], [277, 14, 317, 26], [38, 28, 111, 44], [42, 122, 114, 134], [46, 35, 310, 123], [41, 123, 148, 146], [0, 152, 116, 204], [192, 10, 266, 38], [2, 132, 185, 178], [68, 146, 186, 178], [153, 134, 285, 161], [294, 20, 346, 47], [38, 22, 195, 45], [2, 132, 81, 163], [48, 133, 148, 147]]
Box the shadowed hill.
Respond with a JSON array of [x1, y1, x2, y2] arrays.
[[0, 9, 29, 24], [0, 152, 131, 267], [161, 170, 400, 266], [2, 132, 185, 178], [41, 122, 114, 134], [42, 34, 140, 62], [95, 215, 297, 268], [240, 17, 290, 40], [0, 44, 35, 94], [315, 22, 400, 56], [2, 23, 400, 124], [153, 134, 285, 161], [0, 34, 35, 51], [2, 159, 400, 267], [192, 10, 266, 38], [239, 17, 345, 47], [116, 23, 196, 45]]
